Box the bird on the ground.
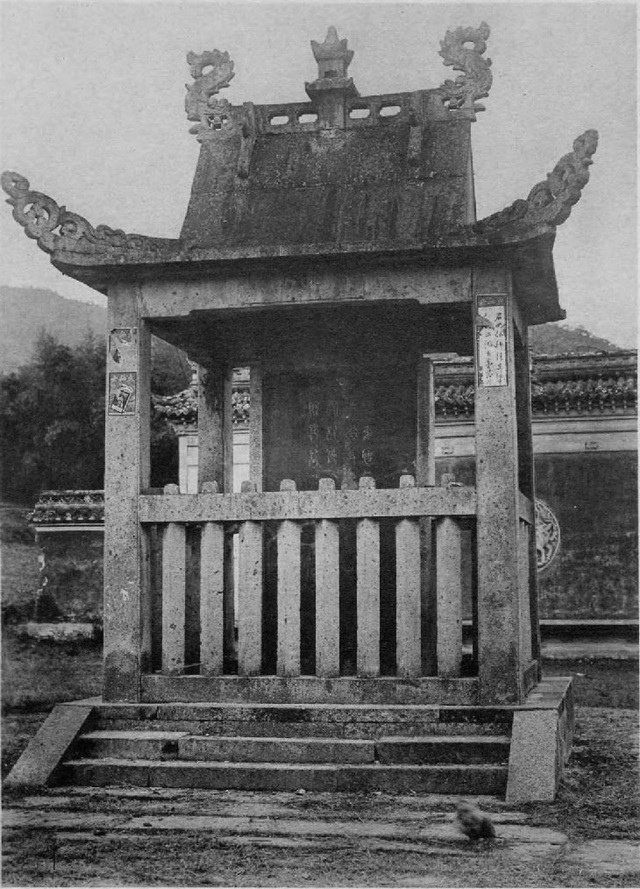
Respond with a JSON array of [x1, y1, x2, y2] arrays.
[[454, 801, 496, 841]]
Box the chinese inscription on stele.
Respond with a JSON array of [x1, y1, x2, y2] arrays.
[[476, 296, 508, 387], [303, 374, 375, 488]]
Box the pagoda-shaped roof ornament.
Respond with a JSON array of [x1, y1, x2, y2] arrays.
[[306, 26, 358, 102], [311, 26, 354, 78]]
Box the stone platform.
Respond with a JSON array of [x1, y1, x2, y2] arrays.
[[4, 677, 573, 802]]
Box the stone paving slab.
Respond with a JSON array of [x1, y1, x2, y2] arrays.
[[3, 787, 525, 820], [3, 809, 566, 846], [562, 839, 640, 876]]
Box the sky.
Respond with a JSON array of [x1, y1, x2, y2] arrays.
[[0, 1, 636, 347]]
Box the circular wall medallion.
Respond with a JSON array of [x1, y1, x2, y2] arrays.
[[535, 498, 561, 571]]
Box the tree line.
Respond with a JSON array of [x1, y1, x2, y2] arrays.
[[0, 332, 186, 504]]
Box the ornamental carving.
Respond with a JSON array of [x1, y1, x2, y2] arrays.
[[473, 130, 599, 235], [29, 490, 105, 525], [1, 172, 165, 256], [438, 22, 492, 112], [535, 499, 561, 570], [185, 49, 235, 134]]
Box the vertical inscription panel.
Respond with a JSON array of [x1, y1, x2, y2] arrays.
[[476, 296, 508, 388]]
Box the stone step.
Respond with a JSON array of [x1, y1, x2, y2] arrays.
[[89, 703, 512, 739], [73, 731, 189, 761], [376, 736, 511, 765], [177, 736, 375, 764], [56, 759, 507, 794], [73, 732, 509, 765]]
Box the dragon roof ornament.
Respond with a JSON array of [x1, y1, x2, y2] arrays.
[[1, 172, 167, 256], [469, 130, 599, 238], [438, 22, 492, 112], [185, 49, 235, 135]]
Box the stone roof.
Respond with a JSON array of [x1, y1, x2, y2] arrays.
[[1, 23, 598, 328]]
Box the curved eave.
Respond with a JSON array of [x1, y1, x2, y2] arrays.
[[51, 225, 563, 325]]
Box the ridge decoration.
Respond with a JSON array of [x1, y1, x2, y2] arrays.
[[185, 49, 235, 135], [472, 130, 599, 235], [438, 22, 493, 112], [1, 172, 166, 256]]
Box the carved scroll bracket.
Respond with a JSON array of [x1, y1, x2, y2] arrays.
[[1, 171, 165, 256], [438, 21, 492, 113], [472, 130, 599, 236]]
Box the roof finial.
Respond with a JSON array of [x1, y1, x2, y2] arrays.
[[310, 26, 354, 81]]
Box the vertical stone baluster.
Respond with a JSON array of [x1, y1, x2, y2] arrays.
[[417, 354, 437, 675], [277, 479, 301, 676], [237, 481, 262, 675], [315, 478, 340, 677], [396, 474, 421, 677], [518, 519, 532, 663], [199, 481, 224, 675], [357, 476, 380, 677], [435, 515, 462, 677], [161, 484, 186, 674]]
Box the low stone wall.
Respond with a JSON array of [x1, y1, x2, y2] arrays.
[[27, 491, 104, 638], [34, 529, 103, 625]]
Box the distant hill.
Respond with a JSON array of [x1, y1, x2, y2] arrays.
[[0, 285, 629, 378], [0, 286, 190, 391], [0, 286, 106, 374], [530, 323, 625, 356]]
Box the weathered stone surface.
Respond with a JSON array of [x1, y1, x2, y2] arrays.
[[506, 711, 563, 802], [76, 731, 188, 761], [31, 528, 103, 623], [140, 675, 479, 706], [506, 678, 573, 804], [377, 736, 510, 765], [4, 704, 93, 787], [178, 736, 375, 764], [59, 760, 507, 795], [20, 622, 95, 641], [562, 840, 640, 876]]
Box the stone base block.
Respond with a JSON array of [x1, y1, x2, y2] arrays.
[[506, 676, 574, 802]]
